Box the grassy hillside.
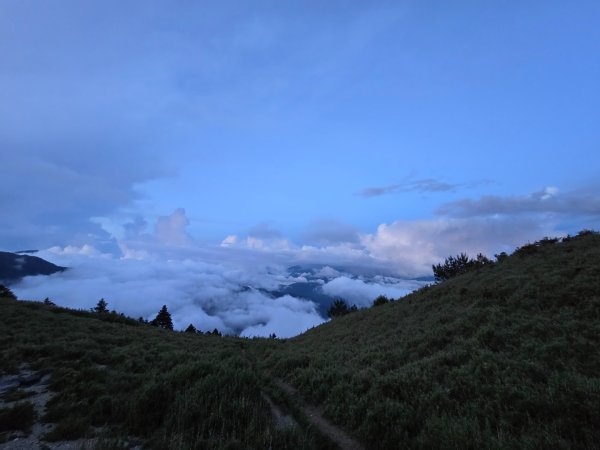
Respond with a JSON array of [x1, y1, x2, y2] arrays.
[[0, 302, 316, 449], [258, 232, 600, 448], [1, 231, 599, 449]]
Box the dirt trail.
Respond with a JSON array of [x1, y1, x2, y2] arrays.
[[237, 344, 364, 450], [272, 378, 366, 450]]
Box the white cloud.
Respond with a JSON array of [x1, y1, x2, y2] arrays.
[[154, 208, 192, 246], [13, 249, 325, 337], [220, 235, 238, 247], [359, 217, 555, 276], [436, 186, 600, 218], [321, 276, 424, 307]]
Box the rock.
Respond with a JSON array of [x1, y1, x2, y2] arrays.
[[0, 376, 20, 395]]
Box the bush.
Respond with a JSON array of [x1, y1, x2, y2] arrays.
[[328, 298, 356, 318], [0, 402, 36, 432], [373, 295, 391, 307]]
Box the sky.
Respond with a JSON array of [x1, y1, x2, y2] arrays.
[[2, 1, 599, 335]]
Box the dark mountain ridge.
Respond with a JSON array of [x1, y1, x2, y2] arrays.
[[0, 251, 66, 285]]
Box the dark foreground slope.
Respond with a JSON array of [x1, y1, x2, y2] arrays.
[[259, 232, 600, 449], [0, 303, 315, 449]]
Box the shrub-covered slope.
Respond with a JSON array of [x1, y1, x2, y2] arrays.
[[0, 301, 314, 449], [260, 232, 600, 449]]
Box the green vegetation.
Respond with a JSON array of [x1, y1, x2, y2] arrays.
[[1, 231, 599, 449], [93, 298, 109, 313], [432, 252, 493, 282], [0, 300, 316, 449], [0, 401, 35, 433], [372, 295, 390, 306], [327, 298, 358, 318], [151, 304, 174, 330], [260, 231, 600, 448]]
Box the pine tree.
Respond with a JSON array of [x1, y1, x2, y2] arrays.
[[185, 324, 197, 333], [93, 298, 108, 313], [154, 305, 174, 330]]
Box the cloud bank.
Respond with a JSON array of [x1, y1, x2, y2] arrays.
[[14, 249, 325, 338], [11, 186, 599, 337]]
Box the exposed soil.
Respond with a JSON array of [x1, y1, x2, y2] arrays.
[[272, 378, 366, 450], [0, 369, 123, 450], [260, 392, 298, 430]]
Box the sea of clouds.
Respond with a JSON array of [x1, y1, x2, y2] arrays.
[[11, 205, 559, 338], [13, 245, 422, 338]]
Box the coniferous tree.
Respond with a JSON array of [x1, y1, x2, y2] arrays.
[[0, 284, 16, 300], [43, 297, 55, 306], [328, 298, 350, 318], [432, 252, 493, 283], [154, 305, 174, 330], [185, 324, 197, 333], [93, 298, 108, 313]]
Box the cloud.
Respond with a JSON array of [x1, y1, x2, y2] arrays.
[[357, 178, 462, 198], [436, 186, 600, 218], [154, 208, 193, 246], [13, 248, 324, 338], [11, 184, 596, 338], [321, 276, 423, 307], [301, 219, 360, 245], [220, 223, 293, 252], [0, 142, 169, 251], [359, 216, 556, 276], [247, 223, 284, 240]]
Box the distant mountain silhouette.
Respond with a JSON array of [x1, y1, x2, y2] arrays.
[[0, 251, 66, 284]]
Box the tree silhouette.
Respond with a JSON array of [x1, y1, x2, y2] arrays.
[[373, 295, 390, 306], [432, 252, 493, 283], [93, 298, 108, 313], [185, 324, 197, 333], [153, 305, 173, 330], [0, 284, 16, 300], [328, 298, 351, 318]]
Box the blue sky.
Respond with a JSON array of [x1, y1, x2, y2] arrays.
[[2, 0, 599, 271]]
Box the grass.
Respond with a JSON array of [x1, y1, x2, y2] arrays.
[[1, 231, 599, 448], [1, 389, 35, 402], [0, 300, 317, 449], [0, 401, 36, 433], [256, 232, 600, 448]]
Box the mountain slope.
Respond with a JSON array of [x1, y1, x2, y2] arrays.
[[1, 232, 599, 449], [0, 251, 66, 284], [259, 232, 600, 449]]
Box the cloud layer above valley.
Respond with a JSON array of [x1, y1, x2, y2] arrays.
[[12, 186, 596, 339], [14, 250, 326, 338]]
